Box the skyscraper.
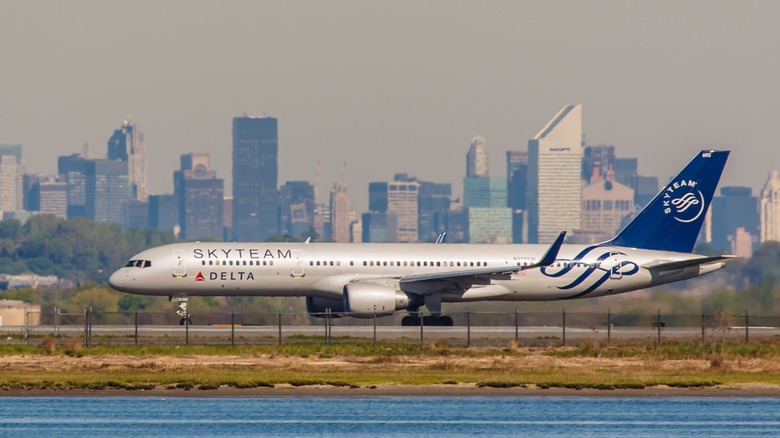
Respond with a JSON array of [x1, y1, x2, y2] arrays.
[[417, 181, 451, 242], [760, 170, 780, 243], [329, 178, 352, 242], [28, 176, 67, 219], [175, 153, 224, 240], [711, 187, 759, 252], [466, 136, 489, 178], [58, 154, 89, 218], [107, 121, 147, 201], [388, 179, 419, 243], [527, 104, 583, 243], [148, 194, 179, 236], [0, 153, 23, 213], [232, 115, 278, 241], [506, 151, 528, 243], [85, 159, 129, 224], [582, 145, 615, 184], [278, 181, 315, 238], [580, 178, 634, 243]]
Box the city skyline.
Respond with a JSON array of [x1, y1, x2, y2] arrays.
[[2, 2, 779, 211]]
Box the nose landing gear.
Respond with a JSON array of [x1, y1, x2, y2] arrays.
[[170, 295, 192, 325]]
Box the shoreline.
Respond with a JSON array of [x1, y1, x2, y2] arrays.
[[4, 383, 780, 398]]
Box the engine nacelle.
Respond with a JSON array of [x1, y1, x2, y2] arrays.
[[342, 283, 411, 318], [305, 296, 345, 318]]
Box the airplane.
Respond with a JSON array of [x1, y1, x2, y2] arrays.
[[109, 150, 735, 326]]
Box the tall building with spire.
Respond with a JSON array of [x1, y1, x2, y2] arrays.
[[175, 153, 224, 240], [329, 178, 352, 242], [760, 170, 780, 243], [108, 121, 147, 201], [466, 136, 489, 178], [526, 104, 583, 243], [232, 115, 279, 241]]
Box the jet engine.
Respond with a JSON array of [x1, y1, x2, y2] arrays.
[[342, 283, 412, 318], [305, 296, 345, 318]]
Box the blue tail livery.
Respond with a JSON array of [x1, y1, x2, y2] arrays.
[[605, 150, 729, 253]]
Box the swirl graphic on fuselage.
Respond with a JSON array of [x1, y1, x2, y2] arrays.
[[672, 192, 700, 213], [540, 246, 639, 299]]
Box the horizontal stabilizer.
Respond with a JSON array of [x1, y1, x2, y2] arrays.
[[643, 255, 738, 272]]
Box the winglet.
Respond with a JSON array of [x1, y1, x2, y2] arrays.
[[526, 231, 566, 269]]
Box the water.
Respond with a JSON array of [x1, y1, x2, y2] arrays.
[[0, 396, 778, 437]]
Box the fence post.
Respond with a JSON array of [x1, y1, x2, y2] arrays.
[[185, 316, 189, 346], [83, 309, 87, 347], [701, 311, 705, 343], [561, 308, 566, 347], [54, 307, 59, 335], [514, 308, 519, 344], [231, 312, 235, 347], [24, 311, 29, 346], [278, 312, 282, 345], [373, 311, 377, 345], [325, 308, 331, 345], [466, 310, 471, 347], [745, 310, 749, 343], [656, 309, 662, 346], [607, 309, 611, 345], [134, 311, 138, 346], [419, 311, 424, 349]]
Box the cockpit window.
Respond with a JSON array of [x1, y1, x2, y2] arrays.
[[124, 259, 152, 268]]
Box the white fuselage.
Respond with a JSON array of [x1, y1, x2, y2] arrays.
[[108, 241, 725, 303]]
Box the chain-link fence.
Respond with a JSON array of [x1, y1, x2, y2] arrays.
[[1, 309, 778, 347]]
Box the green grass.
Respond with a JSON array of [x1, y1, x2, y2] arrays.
[[3, 339, 780, 391]]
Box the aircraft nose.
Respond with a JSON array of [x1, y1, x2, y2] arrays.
[[108, 269, 130, 292]]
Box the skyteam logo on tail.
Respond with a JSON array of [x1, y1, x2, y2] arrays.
[[663, 179, 705, 223]]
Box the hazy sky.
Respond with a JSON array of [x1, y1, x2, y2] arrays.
[[2, 1, 779, 211]]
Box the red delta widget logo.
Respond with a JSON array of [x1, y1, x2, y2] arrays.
[[195, 271, 255, 281]]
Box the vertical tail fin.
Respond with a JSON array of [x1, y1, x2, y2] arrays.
[[605, 150, 729, 253]]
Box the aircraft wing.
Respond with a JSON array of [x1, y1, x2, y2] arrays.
[[642, 255, 738, 272], [398, 231, 566, 292]]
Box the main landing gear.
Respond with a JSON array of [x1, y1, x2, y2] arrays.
[[401, 294, 453, 326], [401, 313, 454, 327], [170, 295, 192, 325]]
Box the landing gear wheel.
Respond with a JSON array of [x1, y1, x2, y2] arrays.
[[438, 315, 454, 326], [401, 315, 420, 326], [170, 296, 191, 326], [401, 315, 454, 326]]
